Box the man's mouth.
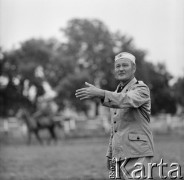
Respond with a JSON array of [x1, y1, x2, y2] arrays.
[[118, 73, 125, 75]]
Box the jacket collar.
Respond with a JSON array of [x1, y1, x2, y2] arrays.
[[124, 77, 137, 90], [116, 77, 137, 92]]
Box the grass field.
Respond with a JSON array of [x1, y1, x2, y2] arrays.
[[0, 133, 184, 180]]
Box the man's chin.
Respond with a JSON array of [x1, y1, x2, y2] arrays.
[[117, 76, 127, 81]]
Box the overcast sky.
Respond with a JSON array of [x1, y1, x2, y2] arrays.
[[0, 0, 184, 77]]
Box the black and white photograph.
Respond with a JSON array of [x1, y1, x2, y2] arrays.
[[0, 0, 184, 179]]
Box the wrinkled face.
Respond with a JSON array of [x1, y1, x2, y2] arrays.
[[114, 58, 136, 82]]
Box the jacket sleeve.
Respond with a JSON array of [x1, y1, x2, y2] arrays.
[[102, 84, 150, 109], [106, 121, 113, 158]]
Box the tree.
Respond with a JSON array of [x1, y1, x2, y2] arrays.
[[56, 18, 115, 114], [0, 18, 179, 116], [173, 77, 184, 108], [146, 63, 177, 114], [0, 39, 55, 116]]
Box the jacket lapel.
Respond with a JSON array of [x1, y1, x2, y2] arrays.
[[115, 77, 137, 93], [113, 77, 137, 114], [123, 77, 137, 93]]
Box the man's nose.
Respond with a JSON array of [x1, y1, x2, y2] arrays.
[[119, 66, 124, 71]]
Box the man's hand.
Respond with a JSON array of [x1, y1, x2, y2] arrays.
[[107, 157, 112, 170], [75, 82, 105, 100]]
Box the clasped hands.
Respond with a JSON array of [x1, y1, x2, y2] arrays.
[[75, 82, 105, 100]]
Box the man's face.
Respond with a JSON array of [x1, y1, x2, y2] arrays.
[[114, 58, 136, 82]]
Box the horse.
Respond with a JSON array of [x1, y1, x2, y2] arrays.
[[17, 109, 63, 145]]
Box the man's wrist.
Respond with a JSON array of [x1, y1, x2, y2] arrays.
[[98, 89, 105, 98]]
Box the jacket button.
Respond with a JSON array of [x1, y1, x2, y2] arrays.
[[137, 137, 140, 140], [115, 130, 117, 133], [114, 112, 116, 115], [114, 121, 116, 124]]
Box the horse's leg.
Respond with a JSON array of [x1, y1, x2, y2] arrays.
[[27, 130, 31, 145], [34, 129, 43, 145], [49, 125, 58, 145], [46, 127, 52, 145]]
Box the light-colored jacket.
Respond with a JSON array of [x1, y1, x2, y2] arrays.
[[102, 77, 154, 160]]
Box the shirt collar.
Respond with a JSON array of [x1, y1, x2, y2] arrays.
[[116, 77, 137, 92]]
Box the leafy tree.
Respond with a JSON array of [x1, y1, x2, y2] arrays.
[[0, 39, 55, 116], [57, 19, 115, 114], [173, 77, 184, 107], [146, 63, 177, 114], [0, 18, 179, 116]]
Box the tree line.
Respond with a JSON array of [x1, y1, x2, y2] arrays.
[[0, 18, 183, 117]]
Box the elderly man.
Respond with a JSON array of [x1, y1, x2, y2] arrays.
[[75, 52, 154, 179]]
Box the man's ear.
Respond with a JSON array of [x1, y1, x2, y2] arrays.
[[134, 64, 136, 73], [132, 63, 136, 73], [113, 69, 117, 79]]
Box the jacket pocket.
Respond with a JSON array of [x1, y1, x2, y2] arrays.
[[128, 133, 151, 155], [128, 133, 147, 141]]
